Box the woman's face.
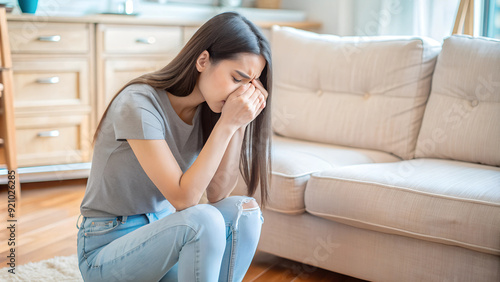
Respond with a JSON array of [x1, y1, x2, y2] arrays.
[[196, 51, 267, 113]]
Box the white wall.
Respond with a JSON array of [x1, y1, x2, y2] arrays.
[[281, 0, 354, 35], [353, 0, 460, 42], [282, 0, 460, 42]]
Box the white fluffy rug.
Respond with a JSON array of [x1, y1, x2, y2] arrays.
[[0, 254, 83, 281]]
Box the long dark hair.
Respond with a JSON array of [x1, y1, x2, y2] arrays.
[[92, 12, 272, 207]]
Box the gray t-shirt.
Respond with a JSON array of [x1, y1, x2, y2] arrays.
[[80, 83, 203, 217]]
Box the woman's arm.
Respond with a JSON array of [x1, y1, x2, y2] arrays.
[[128, 120, 237, 211], [128, 82, 264, 211], [206, 79, 269, 203], [206, 125, 246, 203]]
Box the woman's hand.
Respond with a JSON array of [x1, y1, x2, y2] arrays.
[[251, 78, 268, 117], [219, 80, 267, 130]]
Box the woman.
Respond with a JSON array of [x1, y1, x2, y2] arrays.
[[76, 11, 272, 282]]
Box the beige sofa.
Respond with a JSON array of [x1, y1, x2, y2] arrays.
[[232, 26, 500, 281]]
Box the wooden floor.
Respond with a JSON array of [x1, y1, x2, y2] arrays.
[[0, 179, 366, 281]]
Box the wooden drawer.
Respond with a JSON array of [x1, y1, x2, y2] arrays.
[[15, 114, 91, 167], [12, 58, 91, 111], [8, 22, 90, 54], [100, 24, 183, 54]]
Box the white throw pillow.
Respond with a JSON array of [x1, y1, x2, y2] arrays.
[[271, 26, 441, 160], [415, 35, 500, 167]]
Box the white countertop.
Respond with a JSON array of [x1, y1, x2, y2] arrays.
[[6, 1, 308, 23]]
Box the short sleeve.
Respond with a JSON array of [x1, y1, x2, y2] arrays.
[[112, 89, 165, 141]]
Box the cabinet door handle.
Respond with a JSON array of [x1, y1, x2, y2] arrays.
[[37, 130, 60, 137], [36, 77, 60, 84], [38, 35, 61, 42], [136, 37, 156, 44]]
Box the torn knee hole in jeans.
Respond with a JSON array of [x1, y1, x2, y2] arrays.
[[241, 198, 259, 211], [234, 198, 260, 230]]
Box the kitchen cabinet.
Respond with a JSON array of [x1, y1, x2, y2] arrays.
[[8, 22, 90, 54], [96, 24, 183, 125], [14, 114, 91, 167], [11, 58, 91, 111], [8, 21, 94, 170]]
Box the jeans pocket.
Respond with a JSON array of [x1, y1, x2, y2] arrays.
[[84, 217, 121, 237], [80, 217, 123, 268]]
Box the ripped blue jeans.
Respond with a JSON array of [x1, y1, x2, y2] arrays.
[[76, 196, 264, 282]]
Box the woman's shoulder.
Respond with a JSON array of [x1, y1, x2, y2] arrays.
[[103, 84, 165, 124], [121, 83, 158, 97], [114, 83, 162, 104]]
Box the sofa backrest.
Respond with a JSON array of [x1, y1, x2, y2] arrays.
[[415, 35, 500, 167], [270, 26, 441, 160]]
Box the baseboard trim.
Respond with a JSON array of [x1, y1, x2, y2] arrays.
[[0, 162, 91, 184]]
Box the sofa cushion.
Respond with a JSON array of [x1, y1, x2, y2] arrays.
[[304, 158, 500, 255], [415, 35, 500, 167], [262, 134, 401, 214], [270, 26, 441, 160]]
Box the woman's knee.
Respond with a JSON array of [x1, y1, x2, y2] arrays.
[[179, 204, 226, 250], [191, 203, 224, 221], [185, 204, 225, 233]]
